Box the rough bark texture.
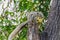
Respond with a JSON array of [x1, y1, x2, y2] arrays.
[[41, 0, 60, 40]]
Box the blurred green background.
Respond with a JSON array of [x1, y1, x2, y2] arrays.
[[0, 0, 50, 40]]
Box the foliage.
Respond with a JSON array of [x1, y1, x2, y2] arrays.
[[0, 0, 50, 40]]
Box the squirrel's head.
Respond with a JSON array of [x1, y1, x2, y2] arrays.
[[27, 12, 44, 24]]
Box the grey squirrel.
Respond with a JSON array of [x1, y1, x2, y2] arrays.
[[8, 12, 44, 40]]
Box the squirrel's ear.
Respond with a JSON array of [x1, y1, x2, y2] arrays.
[[26, 12, 34, 20], [26, 12, 30, 19], [38, 12, 44, 17]]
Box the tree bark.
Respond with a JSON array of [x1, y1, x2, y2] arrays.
[[41, 0, 60, 40]]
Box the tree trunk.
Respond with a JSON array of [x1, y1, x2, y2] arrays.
[[41, 0, 60, 40]]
